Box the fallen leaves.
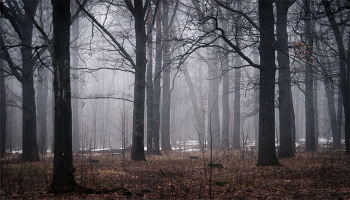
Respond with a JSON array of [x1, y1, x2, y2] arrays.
[[0, 150, 349, 199]]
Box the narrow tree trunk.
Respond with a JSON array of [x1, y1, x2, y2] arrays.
[[257, 0, 280, 166], [336, 85, 343, 148], [131, 1, 147, 160], [253, 53, 259, 149], [184, 66, 205, 150], [221, 51, 230, 149], [161, 1, 171, 151], [71, 2, 80, 154], [232, 56, 241, 149], [276, 1, 294, 158], [313, 79, 319, 148], [322, 0, 349, 153], [37, 67, 48, 156], [146, 6, 154, 154], [152, 1, 161, 154], [50, 0, 76, 191], [0, 40, 5, 157]]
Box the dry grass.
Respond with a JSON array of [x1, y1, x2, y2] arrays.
[[1, 149, 350, 199]]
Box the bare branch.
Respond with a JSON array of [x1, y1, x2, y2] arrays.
[[76, 0, 136, 68]]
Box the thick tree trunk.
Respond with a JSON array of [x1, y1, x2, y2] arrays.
[[21, 0, 40, 161], [152, 1, 161, 154], [50, 0, 76, 191], [131, 1, 147, 160], [276, 1, 294, 158], [146, 6, 154, 154], [257, 0, 280, 166], [304, 0, 316, 151], [161, 1, 171, 151], [21, 36, 39, 162]]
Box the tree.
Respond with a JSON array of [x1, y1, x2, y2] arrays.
[[153, 0, 162, 154], [322, 0, 349, 153], [161, 0, 172, 151], [50, 0, 76, 191], [0, 0, 40, 161], [303, 0, 316, 151], [221, 15, 230, 150], [77, 0, 160, 160], [276, 0, 295, 158], [192, 0, 280, 165], [37, 66, 49, 156], [0, 28, 5, 157], [71, 1, 80, 154], [256, 0, 280, 166], [146, 5, 154, 153]]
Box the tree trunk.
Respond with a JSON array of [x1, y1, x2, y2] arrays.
[[232, 56, 241, 149], [257, 0, 280, 166], [0, 39, 5, 157], [152, 1, 161, 154], [131, 1, 147, 160], [146, 6, 154, 154], [322, 0, 349, 153], [71, 2, 80, 154], [221, 47, 230, 149], [37, 67, 48, 156], [184, 66, 205, 151], [276, 1, 294, 158], [253, 53, 259, 149], [304, 0, 316, 151], [50, 0, 76, 191], [21, 1, 40, 161], [21, 30, 39, 162], [314, 80, 319, 148], [336, 85, 343, 148], [161, 1, 171, 151]]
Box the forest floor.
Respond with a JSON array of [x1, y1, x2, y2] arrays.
[[1, 149, 350, 199]]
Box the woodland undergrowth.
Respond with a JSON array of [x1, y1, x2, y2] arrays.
[[0, 149, 349, 199]]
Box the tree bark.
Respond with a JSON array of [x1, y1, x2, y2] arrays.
[[304, 0, 316, 151], [152, 1, 162, 154], [37, 67, 48, 156], [21, 22, 39, 162], [221, 30, 230, 149], [276, 1, 294, 158], [257, 0, 280, 166], [232, 56, 241, 149], [0, 37, 5, 157], [71, 1, 80, 154], [322, 0, 349, 153], [131, 0, 147, 160], [161, 1, 172, 151], [146, 6, 154, 154], [50, 0, 76, 191]]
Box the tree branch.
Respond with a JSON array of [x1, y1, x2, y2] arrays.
[[76, 0, 136, 68]]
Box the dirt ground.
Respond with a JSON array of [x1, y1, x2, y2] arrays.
[[1, 149, 349, 199]]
